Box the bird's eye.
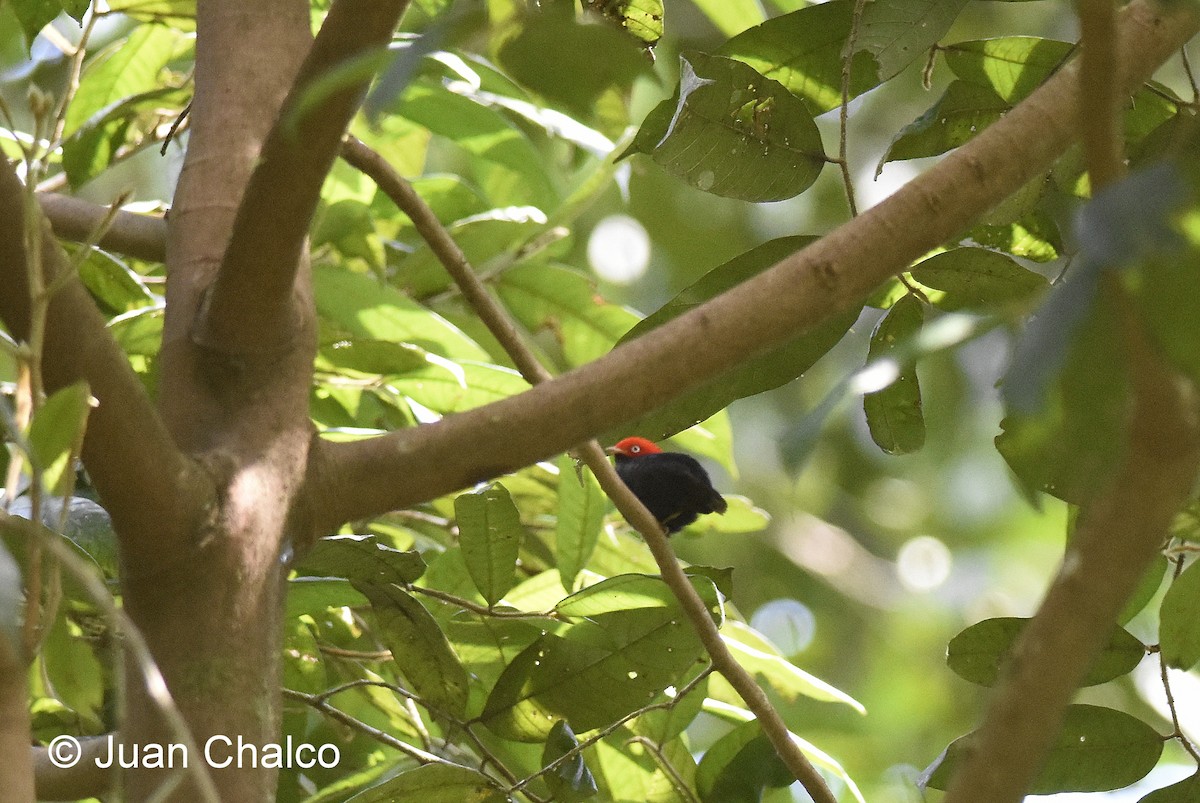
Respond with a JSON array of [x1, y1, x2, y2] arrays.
[[630, 445, 640, 453]]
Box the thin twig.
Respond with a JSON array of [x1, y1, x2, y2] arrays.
[[838, 0, 868, 218], [1182, 46, 1200, 104], [627, 736, 701, 803], [407, 583, 563, 620], [510, 666, 714, 794], [1158, 555, 1200, 762], [343, 135, 840, 803]]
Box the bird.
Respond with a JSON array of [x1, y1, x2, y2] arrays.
[[607, 436, 727, 534]]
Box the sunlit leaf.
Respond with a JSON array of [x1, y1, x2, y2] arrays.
[[942, 37, 1072, 103], [584, 0, 663, 48], [863, 294, 925, 455], [28, 381, 91, 495], [854, 0, 970, 81], [946, 617, 1145, 687], [556, 456, 606, 592], [922, 705, 1163, 794], [1160, 558, 1200, 670], [356, 582, 470, 718], [881, 80, 1007, 165], [910, 247, 1049, 312], [455, 483, 524, 606], [347, 764, 507, 802], [689, 0, 766, 36], [718, 0, 880, 114], [625, 52, 827, 202]]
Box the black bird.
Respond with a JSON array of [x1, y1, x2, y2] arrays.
[[608, 437, 727, 534]]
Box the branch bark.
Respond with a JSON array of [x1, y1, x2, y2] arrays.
[[195, 0, 410, 354], [39, 193, 167, 263], [340, 137, 838, 803], [0, 160, 209, 566], [943, 284, 1200, 802], [310, 0, 1200, 531]]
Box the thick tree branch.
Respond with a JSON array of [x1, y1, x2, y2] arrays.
[[1079, 0, 1126, 187], [39, 193, 167, 263], [32, 737, 112, 801], [310, 0, 1200, 531], [195, 0, 410, 354], [943, 284, 1200, 802], [340, 139, 838, 803], [0, 161, 210, 564]]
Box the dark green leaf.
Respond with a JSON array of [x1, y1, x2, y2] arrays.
[[882, 80, 1008, 165], [609, 237, 857, 443], [923, 704, 1163, 794], [863, 294, 925, 455], [482, 577, 719, 740], [855, 0, 970, 81], [75, 249, 157, 314], [542, 720, 599, 801], [943, 37, 1072, 103], [947, 617, 1145, 687], [717, 1, 880, 115], [695, 720, 792, 803], [1141, 252, 1200, 387], [455, 483, 524, 606], [496, 263, 640, 368], [346, 764, 507, 803], [556, 456, 606, 592], [294, 534, 426, 586], [626, 52, 827, 202], [42, 607, 105, 724], [28, 381, 91, 495], [313, 265, 489, 362], [285, 578, 369, 620], [314, 199, 384, 270], [11, 0, 63, 51], [355, 582, 470, 718], [910, 247, 1049, 312], [1138, 772, 1200, 803], [1160, 558, 1200, 670], [584, 0, 663, 48], [1120, 555, 1167, 625], [498, 13, 652, 115]]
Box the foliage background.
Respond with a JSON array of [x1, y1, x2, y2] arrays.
[[1, 0, 1198, 801]]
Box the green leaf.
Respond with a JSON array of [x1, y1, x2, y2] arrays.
[[385, 361, 531, 416], [689, 0, 766, 36], [946, 617, 1145, 687], [396, 79, 557, 209], [392, 208, 548, 299], [1160, 558, 1200, 670], [1120, 555, 1167, 625], [62, 25, 181, 187], [968, 209, 1062, 263], [882, 80, 1008, 165], [863, 294, 925, 455], [42, 607, 105, 724], [28, 381, 91, 495], [609, 236, 857, 443], [313, 265, 489, 362], [942, 37, 1072, 103], [910, 247, 1050, 312], [285, 577, 369, 621], [1140, 252, 1200, 388], [556, 573, 720, 618], [854, 0, 970, 81], [626, 52, 827, 202], [695, 720, 792, 803], [722, 620, 865, 710], [1138, 772, 1200, 803], [355, 582, 470, 718], [454, 483, 524, 606], [10, 0, 74, 50], [294, 534, 427, 586], [542, 720, 599, 801], [314, 199, 384, 270], [497, 13, 652, 116], [346, 764, 508, 803], [2, 497, 114, 599], [496, 263, 640, 368], [556, 456, 606, 592], [76, 249, 158, 314], [584, 0, 663, 47], [483, 577, 719, 740], [923, 704, 1163, 794], [717, 1, 880, 114]]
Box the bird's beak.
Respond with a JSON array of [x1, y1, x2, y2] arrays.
[[604, 445, 618, 455]]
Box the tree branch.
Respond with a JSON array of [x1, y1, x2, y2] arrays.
[[39, 192, 166, 264], [339, 139, 838, 802], [943, 283, 1200, 801], [195, 0, 410, 355], [309, 0, 1200, 531], [1079, 0, 1126, 188], [0, 160, 210, 564]]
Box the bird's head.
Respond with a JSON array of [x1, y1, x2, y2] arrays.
[[607, 436, 663, 458]]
